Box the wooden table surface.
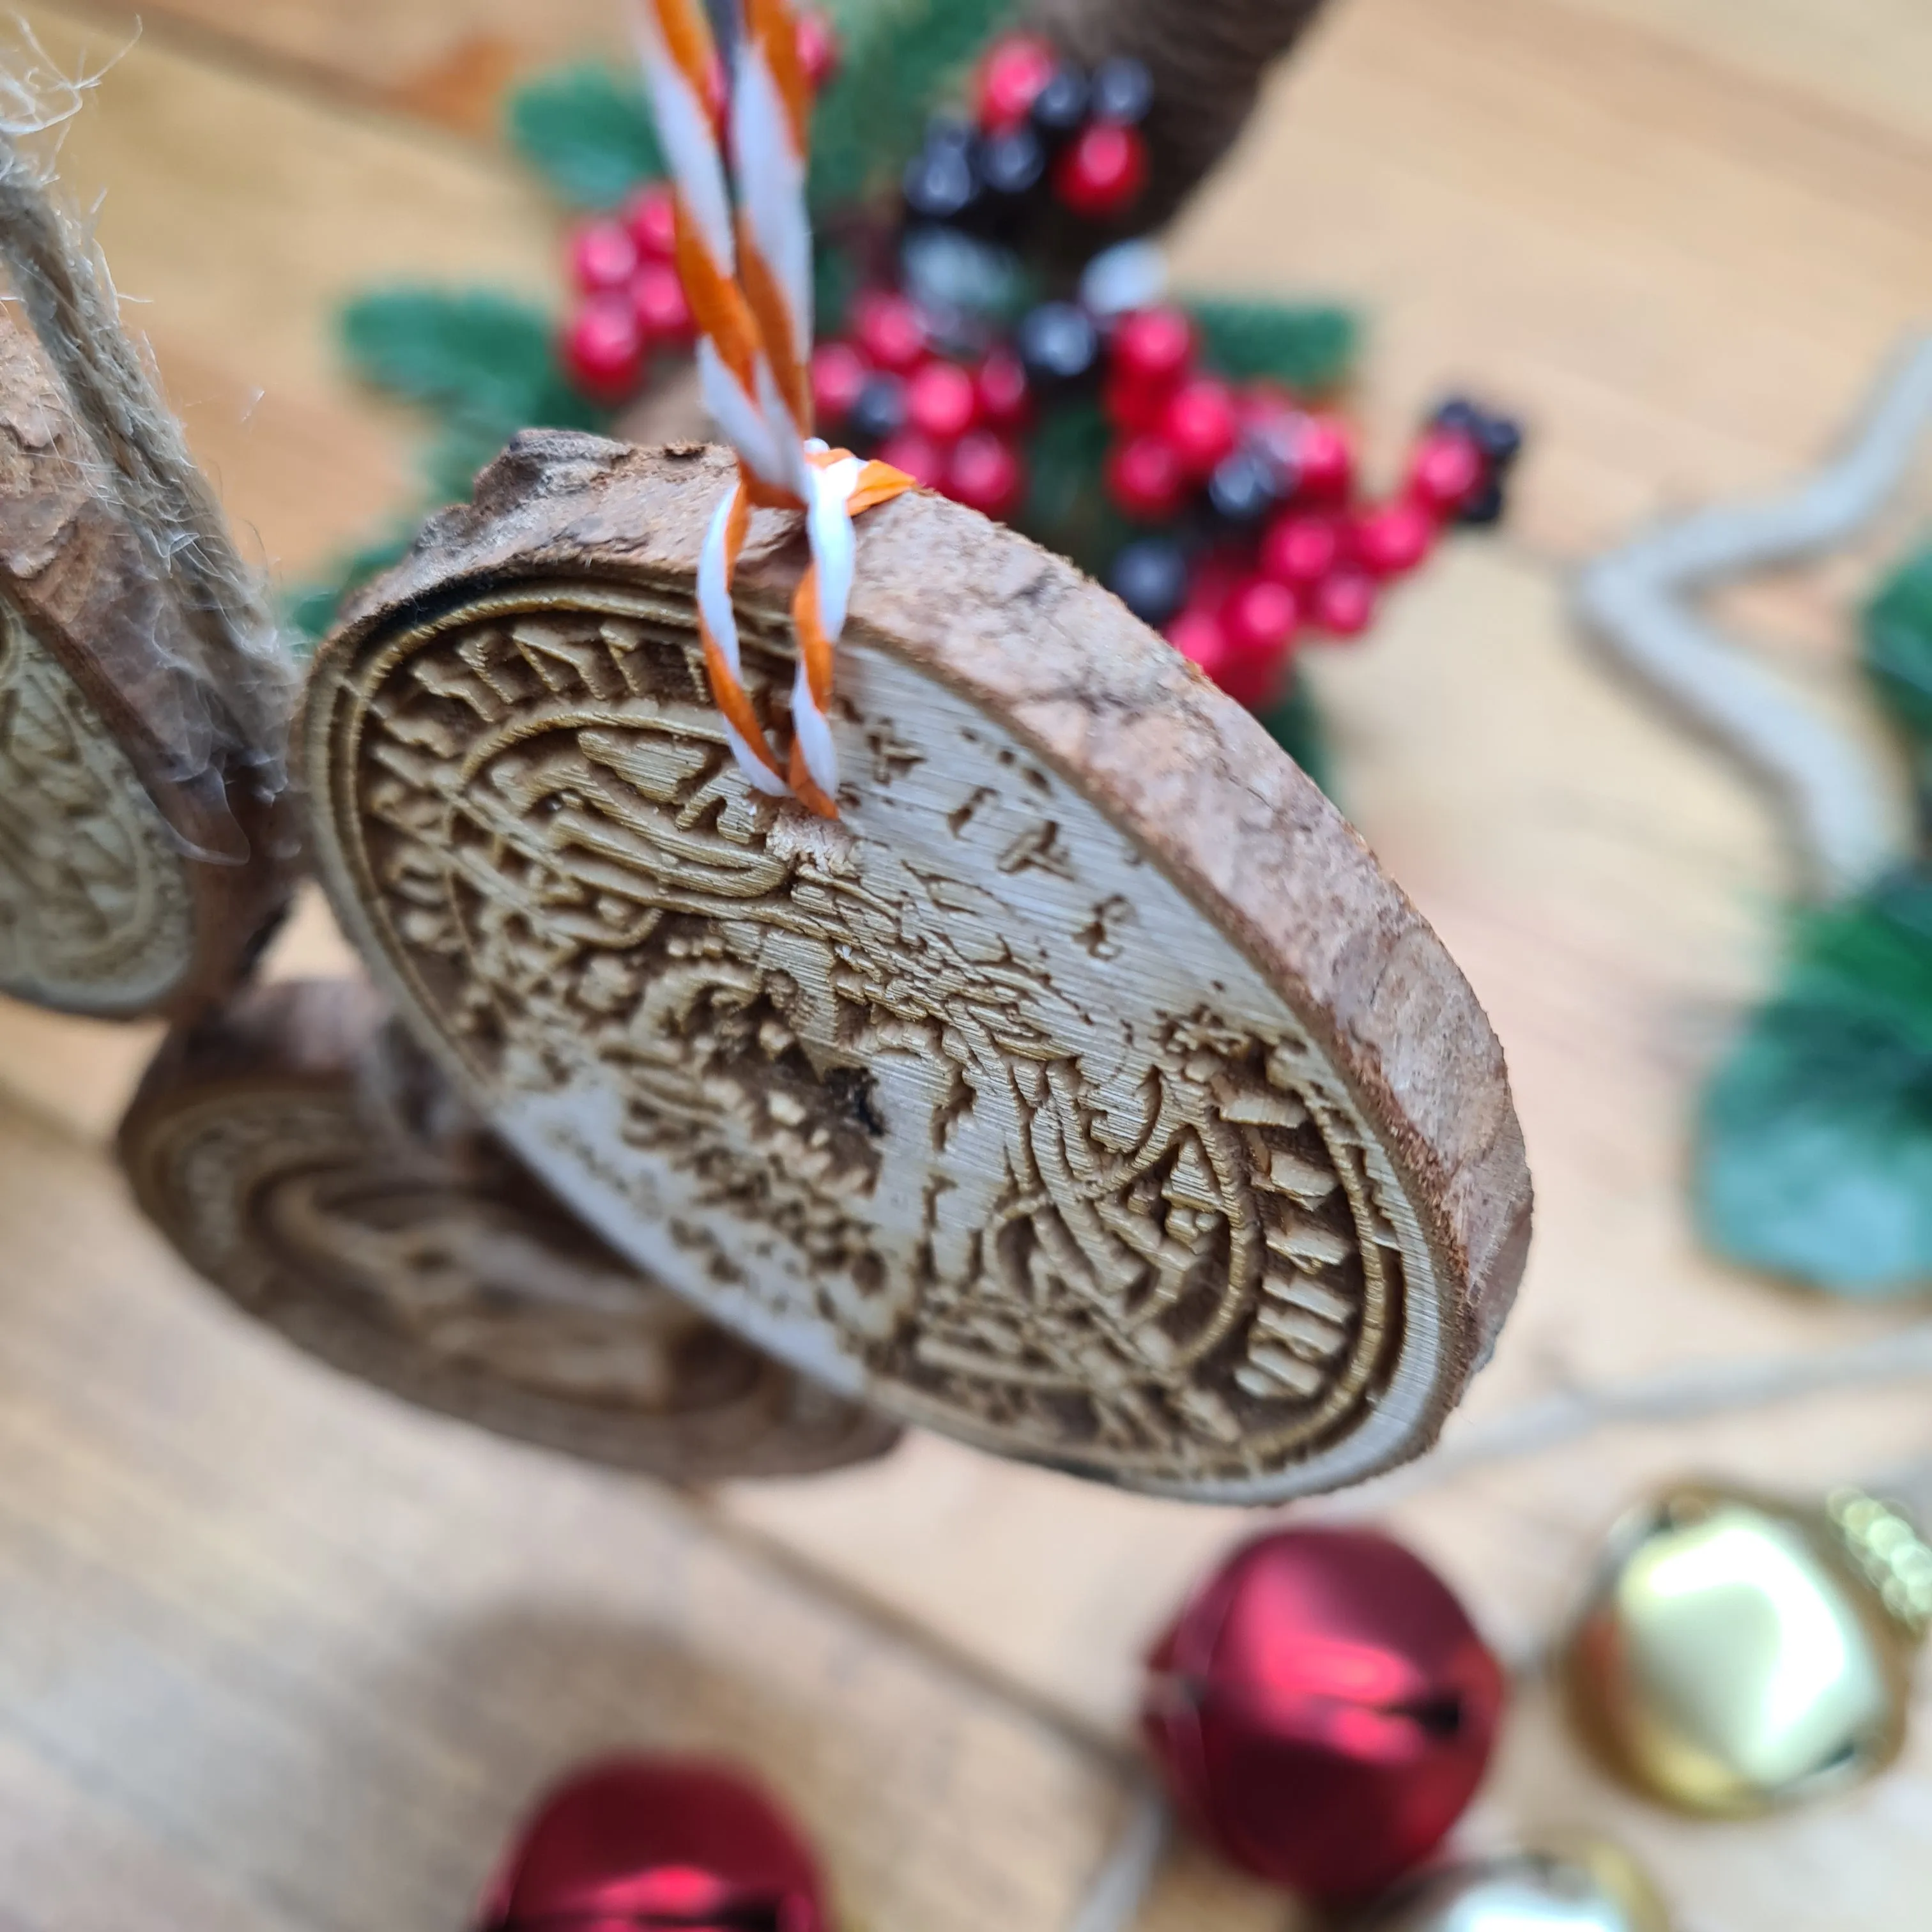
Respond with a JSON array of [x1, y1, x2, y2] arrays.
[[3, 2, 1931, 1927]]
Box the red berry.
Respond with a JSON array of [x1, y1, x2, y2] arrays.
[[1163, 378, 1240, 479], [1353, 502, 1436, 576], [1407, 427, 1484, 516], [905, 361, 979, 444], [1312, 569, 1377, 637], [1183, 581, 1290, 709], [976, 33, 1059, 132], [1106, 435, 1188, 521], [1296, 415, 1355, 500], [631, 261, 693, 344], [623, 183, 678, 261], [852, 290, 928, 376], [1112, 307, 1196, 391], [975, 348, 1032, 433], [877, 430, 947, 490], [1054, 123, 1150, 220], [1103, 368, 1170, 435], [1186, 551, 1246, 618], [945, 431, 1025, 518], [570, 218, 640, 296], [562, 298, 646, 401], [795, 10, 840, 90], [1223, 577, 1301, 660], [811, 341, 868, 430], [1167, 609, 1229, 680], [1260, 513, 1342, 589]]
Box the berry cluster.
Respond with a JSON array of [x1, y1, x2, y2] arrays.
[[809, 293, 1034, 515], [806, 37, 1169, 526], [553, 19, 1526, 730], [900, 32, 1155, 232], [558, 12, 841, 404], [1099, 322, 1521, 707]]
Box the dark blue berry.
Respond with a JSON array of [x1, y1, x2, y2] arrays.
[[924, 114, 976, 156], [1430, 396, 1484, 437], [848, 373, 907, 446], [1457, 477, 1506, 527], [1089, 56, 1154, 126], [1108, 539, 1191, 628], [1029, 66, 1091, 141], [1207, 449, 1284, 526], [978, 125, 1046, 201], [1016, 302, 1100, 387], [903, 141, 981, 224], [1474, 414, 1523, 469]]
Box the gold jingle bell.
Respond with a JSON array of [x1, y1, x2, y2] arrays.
[[1562, 1482, 1932, 1816], [1356, 1841, 1671, 1932]]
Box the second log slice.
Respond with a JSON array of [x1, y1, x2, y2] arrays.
[[0, 309, 291, 1018], [302, 435, 1531, 1502], [120, 977, 899, 1479]]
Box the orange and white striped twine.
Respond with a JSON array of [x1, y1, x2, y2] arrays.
[[632, 0, 916, 818]]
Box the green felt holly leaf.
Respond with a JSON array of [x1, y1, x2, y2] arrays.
[[507, 62, 664, 210], [1187, 300, 1360, 396], [1864, 542, 1932, 749], [340, 289, 604, 436], [1016, 394, 1130, 579], [808, 0, 1015, 215], [1696, 871, 1932, 1296]]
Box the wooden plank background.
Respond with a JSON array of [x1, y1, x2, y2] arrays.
[[2, 1, 1931, 1927]]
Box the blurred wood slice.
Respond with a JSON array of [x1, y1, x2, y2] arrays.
[[0, 307, 291, 1019], [119, 976, 901, 1480], [299, 433, 1531, 1503]]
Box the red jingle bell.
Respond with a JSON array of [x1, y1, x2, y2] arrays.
[[1142, 1527, 1505, 1903], [475, 1757, 827, 1932]]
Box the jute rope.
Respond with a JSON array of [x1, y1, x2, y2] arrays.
[[0, 51, 293, 815]]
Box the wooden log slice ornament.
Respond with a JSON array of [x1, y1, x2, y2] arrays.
[[120, 976, 900, 1479], [0, 305, 290, 1018], [301, 433, 1531, 1503]]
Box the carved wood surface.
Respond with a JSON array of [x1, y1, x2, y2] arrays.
[[300, 435, 1531, 1502], [0, 307, 291, 1020], [120, 975, 901, 1480]]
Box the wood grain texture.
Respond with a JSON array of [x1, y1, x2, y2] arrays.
[[0, 1086, 1282, 1932], [121, 976, 901, 1481], [0, 306, 291, 1019], [300, 434, 1528, 1501]]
